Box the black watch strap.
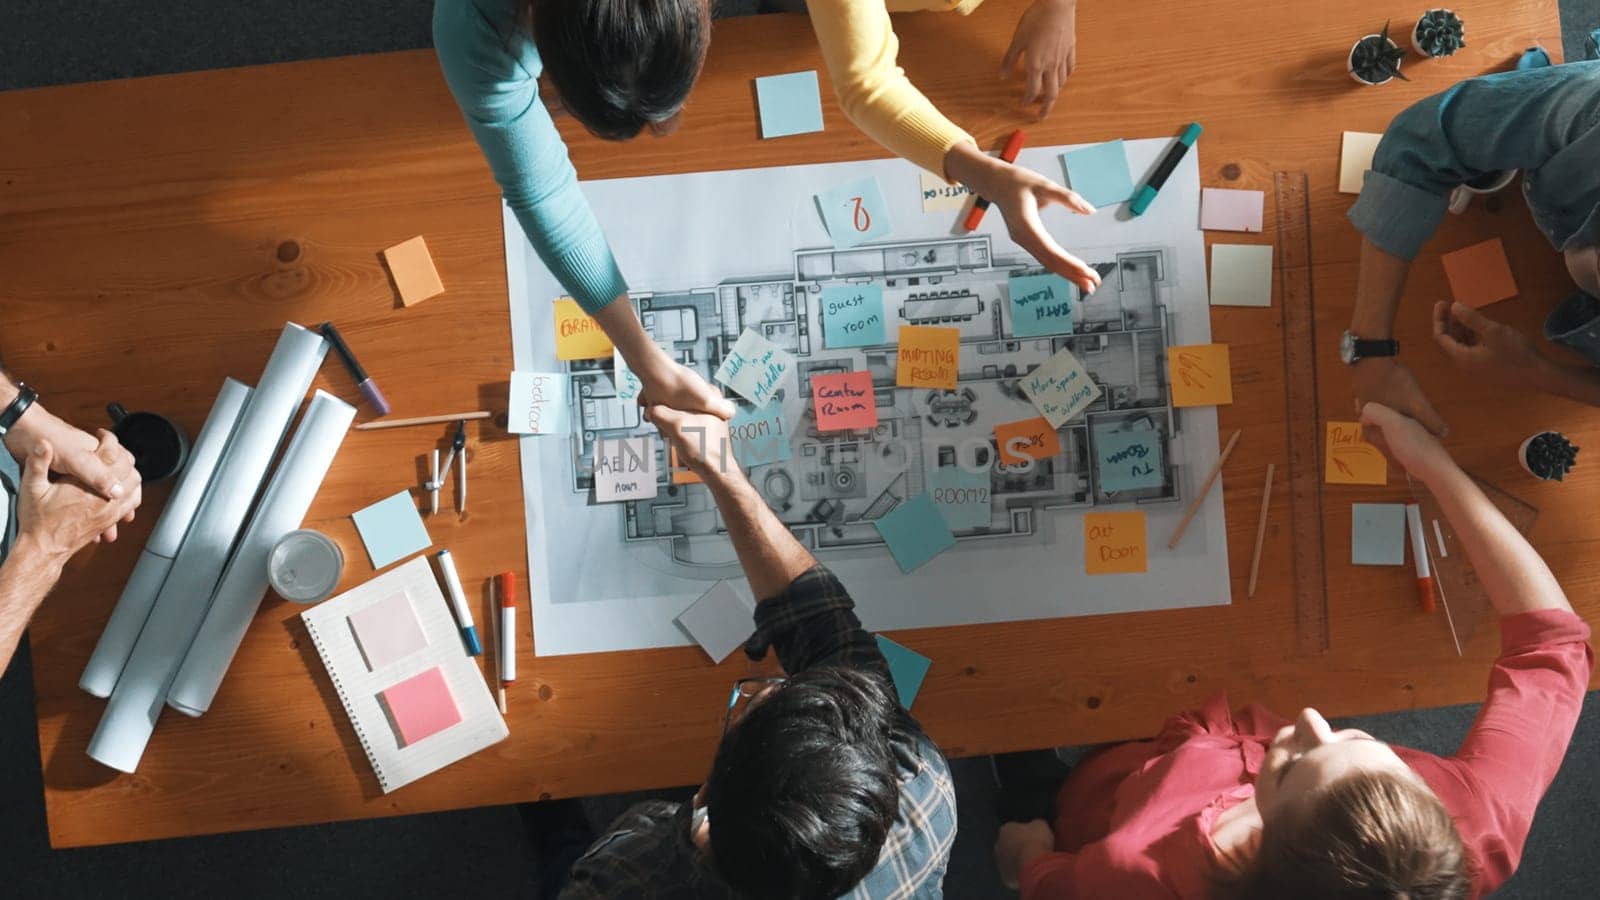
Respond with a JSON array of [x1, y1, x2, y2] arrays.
[[1354, 338, 1399, 358], [0, 383, 38, 436]]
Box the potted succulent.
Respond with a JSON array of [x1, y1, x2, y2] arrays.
[[1349, 21, 1409, 85], [1519, 431, 1579, 482], [1413, 9, 1466, 58]]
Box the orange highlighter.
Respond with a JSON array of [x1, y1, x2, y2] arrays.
[[1405, 504, 1436, 613], [962, 130, 1028, 231]]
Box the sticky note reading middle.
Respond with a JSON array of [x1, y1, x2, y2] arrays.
[[594, 436, 658, 502], [1168, 344, 1234, 407], [1325, 421, 1387, 485], [897, 326, 960, 389], [1008, 273, 1076, 338], [821, 284, 887, 348], [812, 371, 878, 431], [715, 329, 794, 407], [553, 298, 614, 360], [817, 176, 893, 248], [1021, 348, 1100, 427], [1085, 511, 1148, 575]]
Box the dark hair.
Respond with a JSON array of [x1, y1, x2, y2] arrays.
[[531, 0, 708, 141], [704, 667, 905, 899], [1233, 769, 1471, 900]]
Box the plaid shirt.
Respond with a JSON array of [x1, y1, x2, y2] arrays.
[[561, 566, 957, 899]]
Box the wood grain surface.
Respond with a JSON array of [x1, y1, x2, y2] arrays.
[[1, 0, 1587, 848]]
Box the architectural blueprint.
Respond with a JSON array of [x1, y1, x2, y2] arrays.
[[505, 142, 1231, 656]]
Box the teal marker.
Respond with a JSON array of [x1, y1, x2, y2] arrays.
[[1129, 122, 1203, 217]]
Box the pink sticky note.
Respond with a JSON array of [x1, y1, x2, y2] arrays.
[[1200, 188, 1264, 233], [348, 592, 429, 671], [379, 666, 462, 747], [812, 371, 878, 431]]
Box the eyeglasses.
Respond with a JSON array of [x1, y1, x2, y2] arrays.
[[723, 676, 786, 734]]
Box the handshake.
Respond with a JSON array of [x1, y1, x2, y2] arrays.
[[627, 354, 743, 485]]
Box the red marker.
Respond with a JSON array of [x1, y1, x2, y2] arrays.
[[498, 572, 518, 684], [962, 130, 1028, 232], [1405, 505, 1436, 613]]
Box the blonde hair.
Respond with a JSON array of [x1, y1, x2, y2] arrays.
[[1233, 769, 1471, 900]]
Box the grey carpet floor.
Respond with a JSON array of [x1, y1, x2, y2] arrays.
[[3, 2, 1597, 897]]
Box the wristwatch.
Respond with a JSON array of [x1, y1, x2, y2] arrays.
[[0, 382, 38, 437], [1340, 331, 1399, 365]]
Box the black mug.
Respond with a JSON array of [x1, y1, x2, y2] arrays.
[[108, 403, 189, 482]]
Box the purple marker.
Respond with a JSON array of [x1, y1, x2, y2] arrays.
[[319, 322, 391, 416]]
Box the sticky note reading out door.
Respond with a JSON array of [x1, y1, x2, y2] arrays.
[[1325, 421, 1387, 485], [817, 176, 893, 248], [896, 326, 960, 389], [1168, 344, 1233, 407], [553, 298, 614, 360], [995, 417, 1061, 465], [1084, 511, 1148, 575]]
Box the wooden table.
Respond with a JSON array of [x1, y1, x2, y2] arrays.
[[3, 0, 1588, 848]]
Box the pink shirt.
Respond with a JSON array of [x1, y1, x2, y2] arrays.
[[1021, 610, 1593, 899]]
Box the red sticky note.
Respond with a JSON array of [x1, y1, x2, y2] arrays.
[[379, 666, 462, 747], [812, 371, 878, 431], [995, 417, 1061, 465], [1441, 238, 1518, 309]]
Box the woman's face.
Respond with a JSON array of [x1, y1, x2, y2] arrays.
[[1253, 708, 1416, 823]]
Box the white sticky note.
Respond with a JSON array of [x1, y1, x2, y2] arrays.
[[1210, 244, 1274, 308], [593, 436, 657, 503], [1021, 348, 1102, 428], [920, 170, 971, 213], [1200, 188, 1264, 233], [613, 349, 642, 404], [675, 581, 756, 663], [714, 329, 794, 407], [508, 371, 571, 435], [1340, 132, 1383, 195]]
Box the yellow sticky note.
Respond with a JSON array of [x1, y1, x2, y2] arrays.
[[1339, 131, 1382, 195], [1325, 421, 1388, 485], [896, 326, 960, 389], [1169, 344, 1233, 407], [553, 298, 614, 361], [1085, 511, 1148, 575]]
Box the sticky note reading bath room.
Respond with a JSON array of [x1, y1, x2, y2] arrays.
[[593, 436, 658, 502], [1095, 428, 1165, 493], [817, 176, 893, 249], [730, 402, 792, 467], [821, 284, 887, 348], [896, 326, 960, 389], [995, 417, 1062, 466], [715, 329, 794, 407], [1008, 273, 1076, 338], [1168, 344, 1233, 407], [508, 371, 570, 435], [553, 298, 614, 360], [1084, 510, 1148, 575], [812, 371, 878, 431], [1325, 421, 1387, 485], [1022, 348, 1101, 427]]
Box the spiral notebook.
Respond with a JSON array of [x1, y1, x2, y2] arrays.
[[301, 555, 507, 793]]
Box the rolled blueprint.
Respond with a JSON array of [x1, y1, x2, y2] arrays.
[[88, 323, 327, 773], [79, 379, 253, 698], [166, 390, 354, 716]]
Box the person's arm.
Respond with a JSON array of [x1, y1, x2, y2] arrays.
[[1, 368, 139, 503], [0, 534, 64, 673], [1432, 300, 1600, 408]]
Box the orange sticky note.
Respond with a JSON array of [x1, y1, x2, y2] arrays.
[[1169, 344, 1233, 407], [383, 235, 445, 307], [1085, 511, 1148, 575], [553, 298, 615, 361], [812, 371, 878, 431], [995, 417, 1061, 465], [670, 445, 702, 485], [1441, 238, 1518, 309], [896, 326, 960, 389], [1325, 421, 1387, 485]]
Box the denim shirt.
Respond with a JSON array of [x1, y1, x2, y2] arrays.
[[1348, 61, 1600, 260]]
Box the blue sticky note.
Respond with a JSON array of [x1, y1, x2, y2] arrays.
[[1352, 503, 1407, 566], [1008, 273, 1077, 338], [875, 635, 932, 710], [1061, 140, 1136, 208], [730, 402, 792, 467], [874, 493, 956, 572], [926, 465, 991, 530], [1095, 428, 1165, 493], [755, 71, 824, 139], [351, 490, 433, 569], [818, 176, 893, 249], [821, 284, 887, 348]]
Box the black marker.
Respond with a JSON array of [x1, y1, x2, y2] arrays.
[[1130, 122, 1203, 217], [319, 322, 391, 416]]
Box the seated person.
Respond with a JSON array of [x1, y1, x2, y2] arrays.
[[555, 405, 957, 898], [1, 366, 142, 673], [1345, 60, 1600, 426], [994, 403, 1591, 899]]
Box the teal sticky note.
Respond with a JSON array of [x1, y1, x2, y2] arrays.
[[730, 402, 792, 467], [875, 635, 932, 710], [874, 493, 956, 572], [1095, 428, 1165, 493], [1352, 503, 1407, 566], [1062, 140, 1135, 208], [351, 490, 432, 569], [926, 465, 991, 530], [755, 71, 824, 139], [818, 176, 893, 249], [821, 284, 887, 348], [1008, 273, 1077, 338]]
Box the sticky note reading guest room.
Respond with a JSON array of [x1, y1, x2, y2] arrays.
[[821, 284, 887, 348], [896, 326, 960, 389], [552, 298, 614, 360], [1084, 511, 1148, 575]]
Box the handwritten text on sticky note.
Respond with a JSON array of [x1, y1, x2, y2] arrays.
[[1085, 511, 1148, 574], [1095, 428, 1165, 493], [818, 176, 893, 249], [730, 402, 792, 467], [613, 349, 642, 403], [1008, 273, 1076, 338], [1325, 421, 1388, 485], [896, 326, 960, 389], [927, 465, 990, 530], [594, 436, 657, 502], [553, 298, 614, 361], [1022, 348, 1101, 427], [1169, 344, 1233, 407], [715, 329, 794, 407], [821, 284, 887, 348], [995, 417, 1062, 466], [920, 170, 972, 213], [812, 371, 878, 431], [508, 371, 570, 435]]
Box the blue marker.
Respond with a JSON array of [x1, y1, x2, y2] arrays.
[[433, 549, 482, 656], [1129, 122, 1203, 217]]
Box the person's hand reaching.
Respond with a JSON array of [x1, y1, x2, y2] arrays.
[[1358, 401, 1455, 484], [1432, 301, 1550, 389], [16, 439, 142, 567], [642, 404, 739, 483], [638, 361, 737, 421], [5, 409, 139, 504], [1002, 0, 1079, 120], [1349, 358, 1447, 438]]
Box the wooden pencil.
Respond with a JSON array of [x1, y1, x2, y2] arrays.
[[1247, 463, 1276, 598], [1167, 428, 1242, 550], [354, 410, 493, 431]]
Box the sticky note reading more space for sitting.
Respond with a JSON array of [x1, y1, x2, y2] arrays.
[[754, 71, 824, 139], [875, 635, 932, 710], [594, 436, 658, 502], [897, 326, 960, 389], [1061, 140, 1135, 208], [1325, 421, 1388, 485], [730, 402, 792, 467], [1168, 344, 1233, 407], [383, 236, 445, 307], [821, 284, 887, 348], [1095, 428, 1165, 493], [1084, 510, 1148, 575], [1022, 348, 1101, 427], [995, 417, 1062, 466], [1340, 131, 1383, 195], [1352, 503, 1408, 566], [1200, 188, 1264, 233], [874, 493, 956, 573], [1210, 244, 1274, 308], [818, 176, 893, 248], [348, 592, 429, 672], [1008, 273, 1076, 338], [675, 581, 756, 664], [352, 490, 432, 569], [715, 329, 794, 407], [812, 371, 878, 432], [508, 371, 570, 435], [379, 666, 462, 747], [926, 465, 991, 529], [1442, 238, 1519, 309], [553, 298, 614, 360]]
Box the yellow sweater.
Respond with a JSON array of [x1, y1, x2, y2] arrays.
[[807, 0, 986, 178]]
